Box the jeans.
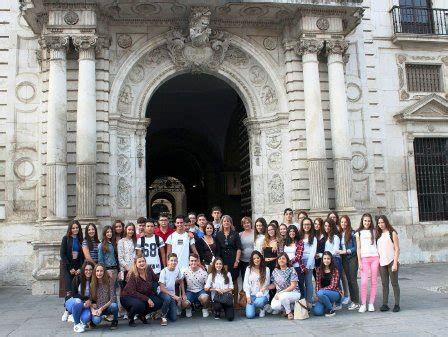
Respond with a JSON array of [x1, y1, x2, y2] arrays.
[[270, 291, 300, 314], [245, 295, 269, 318], [380, 262, 400, 306], [91, 302, 119, 325], [120, 295, 162, 318], [213, 301, 235, 321], [360, 256, 379, 305], [312, 289, 341, 316], [159, 292, 178, 322], [294, 267, 305, 300], [342, 256, 360, 304], [65, 298, 91, 325], [303, 269, 314, 304], [186, 290, 209, 305]]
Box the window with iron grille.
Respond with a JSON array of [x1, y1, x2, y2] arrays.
[[414, 138, 448, 221], [406, 64, 443, 92]]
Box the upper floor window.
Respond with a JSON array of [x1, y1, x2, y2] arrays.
[[406, 64, 443, 92]]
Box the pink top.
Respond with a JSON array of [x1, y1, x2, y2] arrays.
[[377, 231, 395, 266]]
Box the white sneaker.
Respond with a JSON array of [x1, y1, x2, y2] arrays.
[[368, 304, 375, 312], [122, 313, 128, 320], [61, 310, 69, 322], [342, 296, 350, 305], [264, 304, 272, 314], [186, 308, 192, 318], [348, 302, 360, 311], [202, 308, 209, 318], [333, 304, 343, 311], [259, 309, 265, 318], [358, 304, 367, 313], [73, 323, 85, 333], [68, 314, 74, 323]]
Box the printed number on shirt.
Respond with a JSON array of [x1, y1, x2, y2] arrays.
[[143, 243, 158, 258]]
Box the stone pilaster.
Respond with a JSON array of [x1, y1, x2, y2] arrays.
[[326, 39, 355, 211], [295, 38, 329, 212], [39, 35, 69, 221], [73, 35, 97, 222]]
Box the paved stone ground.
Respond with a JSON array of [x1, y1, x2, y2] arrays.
[[1, 263, 447, 337]]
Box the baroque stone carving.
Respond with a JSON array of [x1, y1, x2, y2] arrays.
[[316, 17, 329, 31], [129, 64, 145, 83], [72, 35, 97, 51], [117, 135, 131, 151], [442, 56, 448, 65], [266, 132, 281, 149], [117, 177, 131, 208], [326, 40, 349, 55], [13, 157, 35, 181], [119, 85, 133, 105], [263, 37, 277, 51], [38, 35, 69, 50], [64, 11, 79, 25], [397, 54, 407, 64], [261, 85, 278, 106], [117, 155, 131, 175], [268, 174, 284, 204], [268, 152, 282, 170], [351, 151, 368, 173], [144, 47, 167, 66], [295, 39, 324, 56], [136, 144, 144, 168], [166, 7, 230, 72], [226, 46, 249, 67], [249, 65, 266, 85], [16, 81, 36, 103], [117, 34, 132, 49], [400, 90, 410, 100]]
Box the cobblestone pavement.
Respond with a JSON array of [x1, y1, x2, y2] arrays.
[[1, 263, 447, 337]]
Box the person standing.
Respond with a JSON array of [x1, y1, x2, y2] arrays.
[[196, 223, 220, 269], [239, 216, 254, 283], [195, 213, 207, 239], [154, 214, 175, 242], [166, 215, 199, 271], [254, 217, 267, 253], [117, 223, 137, 288], [136, 217, 146, 239], [211, 206, 222, 235], [283, 208, 299, 229], [82, 223, 100, 264], [284, 225, 305, 300], [299, 217, 317, 306], [136, 218, 166, 274], [98, 226, 118, 284]]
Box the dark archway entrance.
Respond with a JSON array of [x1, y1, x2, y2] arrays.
[[145, 74, 251, 222]]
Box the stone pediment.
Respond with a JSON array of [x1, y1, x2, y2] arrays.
[[394, 93, 448, 122]]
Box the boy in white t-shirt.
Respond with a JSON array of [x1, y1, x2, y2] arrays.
[[166, 215, 199, 271], [159, 253, 185, 326], [182, 253, 210, 318], [135, 218, 166, 274]]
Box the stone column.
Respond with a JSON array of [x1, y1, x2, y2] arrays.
[[73, 36, 97, 222], [295, 39, 329, 212], [39, 36, 69, 221], [326, 40, 355, 211]]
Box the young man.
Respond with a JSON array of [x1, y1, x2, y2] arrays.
[[154, 215, 175, 243], [195, 214, 207, 239], [166, 215, 199, 271], [182, 253, 210, 318], [284, 208, 300, 229], [135, 218, 166, 274], [159, 253, 185, 326], [136, 217, 146, 238], [187, 212, 198, 237], [211, 206, 222, 235]]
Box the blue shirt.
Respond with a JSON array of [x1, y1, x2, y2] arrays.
[[98, 242, 117, 268]]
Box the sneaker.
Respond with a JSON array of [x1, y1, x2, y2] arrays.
[[341, 296, 350, 305], [348, 303, 360, 311], [333, 304, 343, 311], [186, 308, 192, 318], [264, 304, 272, 314], [325, 309, 336, 317], [104, 314, 113, 322], [393, 305, 400, 312], [73, 323, 85, 333], [202, 308, 209, 318], [358, 304, 367, 313], [161, 317, 168, 326], [110, 319, 118, 330], [122, 313, 128, 320], [380, 304, 390, 312], [128, 319, 137, 327], [259, 309, 265, 318], [62, 310, 69, 322], [213, 311, 220, 320], [368, 304, 375, 312], [68, 314, 74, 323]]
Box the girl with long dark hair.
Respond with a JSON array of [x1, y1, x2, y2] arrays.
[[98, 225, 118, 285], [314, 217, 325, 273], [243, 251, 270, 319], [82, 223, 100, 264], [300, 217, 317, 306], [117, 223, 137, 288], [254, 217, 267, 252], [90, 263, 118, 329], [283, 225, 305, 299]]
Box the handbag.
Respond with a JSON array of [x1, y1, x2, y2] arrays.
[[214, 291, 234, 306], [293, 298, 310, 320], [238, 290, 247, 308]]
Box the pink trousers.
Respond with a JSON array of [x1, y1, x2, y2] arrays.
[[360, 256, 379, 305]]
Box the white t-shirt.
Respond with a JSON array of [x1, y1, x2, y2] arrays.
[[136, 235, 165, 274], [159, 267, 183, 292], [205, 272, 233, 301], [356, 230, 379, 258], [182, 267, 208, 293], [166, 232, 195, 270]]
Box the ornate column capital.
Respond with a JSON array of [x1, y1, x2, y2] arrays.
[[295, 39, 324, 56], [326, 39, 349, 56], [38, 35, 69, 60], [73, 35, 98, 60]]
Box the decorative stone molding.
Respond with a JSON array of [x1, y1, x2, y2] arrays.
[[38, 35, 69, 60], [268, 174, 284, 204], [316, 17, 329, 31], [63, 11, 79, 25], [326, 39, 349, 55], [394, 93, 448, 122], [16, 81, 36, 103], [73, 35, 97, 60], [295, 39, 324, 56], [117, 34, 132, 49], [263, 37, 277, 51]]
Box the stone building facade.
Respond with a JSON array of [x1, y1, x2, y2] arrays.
[[0, 0, 447, 294]]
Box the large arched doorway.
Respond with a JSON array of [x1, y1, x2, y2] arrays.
[[145, 74, 251, 221]]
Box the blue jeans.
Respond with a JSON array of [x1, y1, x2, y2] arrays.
[[65, 298, 91, 324], [91, 302, 118, 325], [312, 290, 341, 316], [294, 267, 305, 300], [303, 270, 314, 304], [245, 295, 269, 318], [160, 292, 178, 322], [186, 290, 209, 305]]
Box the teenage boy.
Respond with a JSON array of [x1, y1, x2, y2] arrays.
[[136, 217, 146, 238], [155, 215, 175, 243], [166, 215, 199, 271], [182, 253, 210, 318], [195, 214, 207, 239], [284, 208, 299, 229], [136, 218, 166, 274], [211, 206, 222, 235]]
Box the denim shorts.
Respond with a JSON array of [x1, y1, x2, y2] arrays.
[[186, 290, 209, 304]]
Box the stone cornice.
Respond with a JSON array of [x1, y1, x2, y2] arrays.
[[109, 115, 151, 132]]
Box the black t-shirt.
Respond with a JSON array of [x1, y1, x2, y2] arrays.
[[321, 271, 332, 288], [215, 230, 242, 265]]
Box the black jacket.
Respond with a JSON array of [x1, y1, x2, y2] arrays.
[[60, 235, 84, 272]]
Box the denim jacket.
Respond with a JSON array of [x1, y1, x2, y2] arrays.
[[98, 241, 117, 268], [341, 230, 357, 259]]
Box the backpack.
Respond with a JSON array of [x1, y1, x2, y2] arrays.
[[140, 235, 161, 249]]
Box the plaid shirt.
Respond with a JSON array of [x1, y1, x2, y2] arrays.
[[289, 240, 306, 272], [316, 267, 342, 296]]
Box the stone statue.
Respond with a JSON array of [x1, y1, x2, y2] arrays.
[[189, 7, 211, 48]]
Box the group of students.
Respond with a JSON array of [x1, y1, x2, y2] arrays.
[[60, 206, 401, 332]]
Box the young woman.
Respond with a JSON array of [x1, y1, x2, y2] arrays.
[[262, 224, 283, 273], [327, 211, 340, 232], [60, 220, 84, 298], [297, 210, 308, 226], [243, 251, 270, 319], [117, 223, 137, 288], [215, 215, 242, 306], [376, 215, 400, 312], [339, 215, 360, 310], [312, 251, 342, 317], [268, 220, 279, 230], [196, 223, 220, 269], [314, 217, 325, 273], [90, 263, 118, 329], [120, 256, 163, 327], [64, 261, 94, 333], [283, 225, 305, 299], [254, 217, 267, 253], [112, 220, 124, 247], [279, 223, 288, 241], [300, 217, 318, 306], [356, 213, 379, 313], [239, 216, 254, 282], [98, 226, 118, 284], [82, 223, 100, 264], [266, 253, 300, 320], [205, 257, 234, 321], [323, 218, 343, 291]]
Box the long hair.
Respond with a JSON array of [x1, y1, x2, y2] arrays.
[[101, 225, 113, 254], [275, 252, 291, 269], [129, 255, 147, 280], [318, 251, 337, 280], [314, 217, 324, 238], [112, 220, 124, 241], [209, 257, 229, 285], [263, 224, 282, 248], [300, 217, 315, 246], [340, 215, 353, 247], [248, 251, 267, 286], [327, 211, 340, 229], [254, 217, 267, 241], [124, 222, 137, 246], [269, 220, 279, 229], [375, 215, 397, 241], [66, 220, 83, 242], [285, 225, 299, 246], [219, 215, 235, 232], [324, 218, 338, 243], [357, 213, 375, 245], [84, 223, 99, 251], [90, 263, 110, 302], [78, 261, 95, 296], [241, 216, 252, 229]]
